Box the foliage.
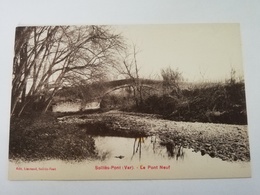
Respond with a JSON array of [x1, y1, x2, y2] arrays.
[[100, 93, 136, 111], [161, 66, 183, 95], [140, 81, 247, 125]]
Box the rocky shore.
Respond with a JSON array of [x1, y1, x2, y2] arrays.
[[57, 110, 251, 162]]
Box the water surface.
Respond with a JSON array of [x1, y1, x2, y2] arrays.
[[9, 135, 251, 180]]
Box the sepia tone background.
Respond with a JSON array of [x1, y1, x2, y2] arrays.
[[1, 0, 260, 195], [8, 24, 250, 180]]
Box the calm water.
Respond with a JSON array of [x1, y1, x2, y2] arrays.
[[93, 135, 185, 162], [52, 101, 100, 112], [10, 135, 251, 180]]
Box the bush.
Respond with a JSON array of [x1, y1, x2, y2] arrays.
[[139, 82, 247, 125], [100, 94, 136, 111]]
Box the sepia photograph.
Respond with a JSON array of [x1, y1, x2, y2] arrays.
[[8, 24, 251, 180]]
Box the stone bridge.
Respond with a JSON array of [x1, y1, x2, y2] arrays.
[[53, 78, 162, 112], [81, 78, 162, 110], [53, 78, 188, 112]]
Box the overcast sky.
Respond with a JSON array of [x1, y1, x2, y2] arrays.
[[114, 24, 244, 82]]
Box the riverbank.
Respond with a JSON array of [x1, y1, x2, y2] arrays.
[[9, 110, 250, 162], [58, 110, 250, 162]]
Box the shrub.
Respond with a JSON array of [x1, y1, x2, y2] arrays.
[[139, 81, 247, 125]]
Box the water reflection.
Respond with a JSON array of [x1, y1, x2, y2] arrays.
[[52, 101, 100, 112], [92, 135, 187, 163], [131, 137, 145, 160], [126, 135, 186, 161], [9, 132, 251, 180], [9, 134, 251, 180], [162, 142, 185, 160]]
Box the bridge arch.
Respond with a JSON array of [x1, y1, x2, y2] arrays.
[[98, 84, 159, 109], [73, 79, 162, 111]]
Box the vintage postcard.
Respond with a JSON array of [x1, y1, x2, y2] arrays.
[[9, 24, 251, 180]]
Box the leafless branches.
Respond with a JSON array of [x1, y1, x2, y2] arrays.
[[11, 25, 124, 116], [116, 44, 143, 106]]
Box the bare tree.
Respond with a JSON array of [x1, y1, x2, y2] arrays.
[[116, 45, 144, 106], [11, 25, 123, 116], [62, 75, 108, 111], [161, 67, 183, 96]]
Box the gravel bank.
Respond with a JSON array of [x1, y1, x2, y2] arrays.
[[58, 110, 251, 162]]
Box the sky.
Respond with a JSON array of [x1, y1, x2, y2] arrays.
[[114, 24, 244, 82]]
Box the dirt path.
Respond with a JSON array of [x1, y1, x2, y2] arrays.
[[58, 110, 251, 162]]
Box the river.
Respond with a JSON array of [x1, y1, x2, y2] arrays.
[[9, 134, 250, 180]]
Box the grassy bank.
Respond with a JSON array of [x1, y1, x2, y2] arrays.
[[9, 112, 99, 162]]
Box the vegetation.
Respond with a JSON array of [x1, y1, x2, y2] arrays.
[[9, 25, 248, 163], [161, 66, 183, 95], [139, 81, 247, 124], [11, 26, 123, 117], [12, 25, 246, 125], [99, 68, 247, 125], [9, 112, 99, 161]]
